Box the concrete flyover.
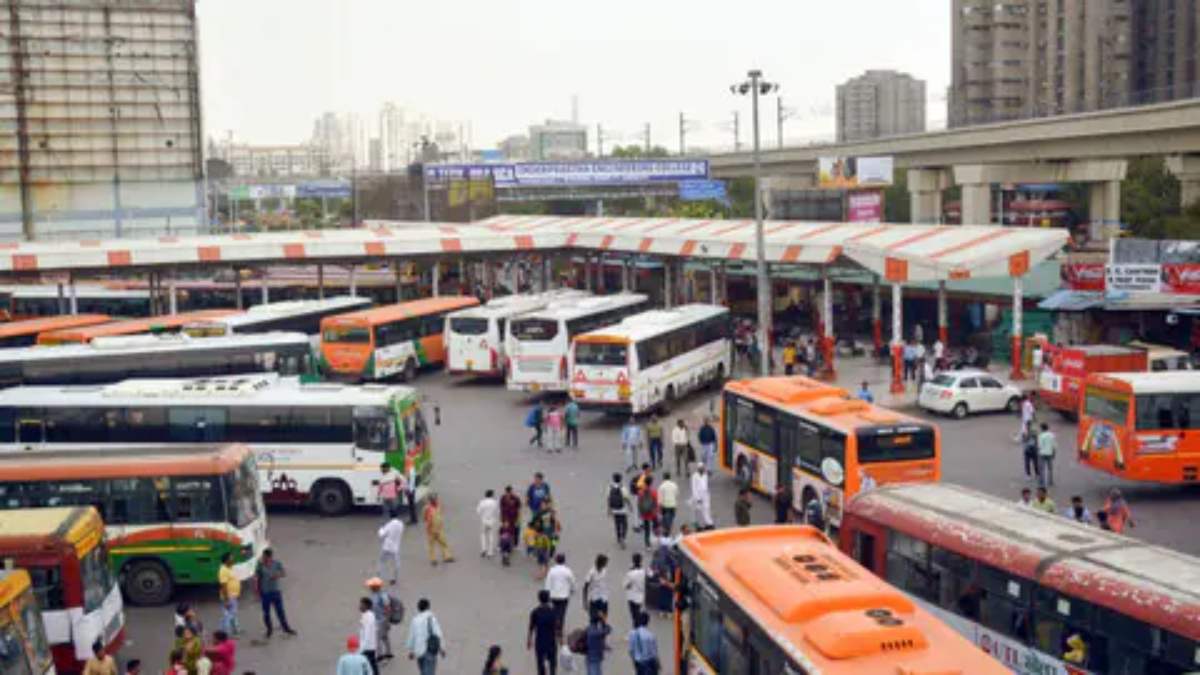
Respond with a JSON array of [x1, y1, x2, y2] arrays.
[[708, 98, 1200, 177]]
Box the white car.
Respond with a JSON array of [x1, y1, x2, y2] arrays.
[[918, 370, 1023, 419]]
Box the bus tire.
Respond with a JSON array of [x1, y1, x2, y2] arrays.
[[402, 358, 417, 383], [313, 480, 352, 516], [122, 559, 173, 606]]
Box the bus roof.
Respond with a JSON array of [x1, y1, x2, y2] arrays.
[[0, 314, 111, 339], [0, 331, 310, 365], [1089, 370, 1200, 394], [0, 373, 415, 408], [576, 304, 726, 343], [512, 293, 648, 322], [725, 376, 928, 433], [0, 506, 102, 556], [847, 483, 1200, 639], [1, 285, 149, 300], [680, 525, 1006, 673], [37, 308, 241, 344], [202, 296, 371, 329], [0, 444, 253, 480], [322, 296, 479, 327], [446, 290, 588, 320], [1064, 344, 1145, 356]]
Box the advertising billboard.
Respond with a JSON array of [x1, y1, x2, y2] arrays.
[[818, 156, 893, 189], [847, 191, 883, 223], [425, 160, 709, 188]]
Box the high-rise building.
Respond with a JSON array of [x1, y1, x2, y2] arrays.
[[378, 103, 407, 172], [835, 70, 927, 142], [528, 120, 588, 161], [949, 0, 1199, 127]]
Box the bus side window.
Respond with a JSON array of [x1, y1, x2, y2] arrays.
[[884, 530, 938, 603], [25, 566, 64, 610], [170, 477, 223, 523], [852, 531, 875, 569], [0, 407, 14, 443], [977, 564, 1032, 643], [691, 584, 723, 667], [108, 478, 160, 525]]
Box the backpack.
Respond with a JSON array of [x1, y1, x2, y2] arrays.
[[637, 488, 655, 515], [607, 485, 625, 510], [567, 627, 588, 654], [424, 615, 441, 656], [525, 407, 540, 428], [386, 593, 405, 625]]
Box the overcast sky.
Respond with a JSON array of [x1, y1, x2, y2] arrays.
[[198, 0, 949, 152]]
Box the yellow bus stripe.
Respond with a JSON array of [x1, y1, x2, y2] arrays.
[[110, 545, 213, 554]]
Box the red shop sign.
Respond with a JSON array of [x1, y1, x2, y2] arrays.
[[1061, 263, 1105, 291], [1162, 263, 1200, 295]]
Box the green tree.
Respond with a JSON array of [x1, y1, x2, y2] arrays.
[[726, 177, 755, 218], [1122, 156, 1182, 238], [608, 144, 671, 158], [294, 198, 324, 228], [883, 171, 910, 223], [668, 200, 727, 219]]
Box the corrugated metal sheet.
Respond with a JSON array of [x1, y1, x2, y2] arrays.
[[0, 0, 204, 241]]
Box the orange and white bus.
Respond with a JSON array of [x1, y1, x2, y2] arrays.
[[320, 296, 479, 382], [0, 569, 55, 675], [676, 525, 1008, 674], [0, 507, 124, 673], [0, 316, 111, 349], [35, 309, 241, 346], [842, 483, 1200, 674], [1079, 371, 1200, 483], [720, 376, 940, 532]]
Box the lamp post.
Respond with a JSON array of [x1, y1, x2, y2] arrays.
[[731, 69, 779, 377]]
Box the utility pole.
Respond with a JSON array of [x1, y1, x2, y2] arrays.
[[733, 111, 741, 152], [777, 97, 783, 149], [644, 123, 651, 153], [596, 123, 604, 158], [678, 112, 686, 155]]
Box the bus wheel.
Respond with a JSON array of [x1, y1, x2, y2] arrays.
[[402, 359, 417, 383], [313, 480, 352, 516], [122, 559, 173, 606]]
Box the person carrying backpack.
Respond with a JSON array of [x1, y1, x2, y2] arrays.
[[366, 577, 403, 662], [636, 476, 659, 549], [526, 402, 544, 449], [604, 473, 631, 549], [406, 598, 445, 675]]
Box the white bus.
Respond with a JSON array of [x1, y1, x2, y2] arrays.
[[505, 293, 649, 394], [184, 296, 372, 337], [444, 290, 587, 378], [1, 285, 152, 318], [0, 332, 315, 388], [569, 303, 731, 414], [0, 374, 435, 517]]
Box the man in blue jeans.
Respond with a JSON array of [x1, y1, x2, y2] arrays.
[[254, 548, 296, 639]]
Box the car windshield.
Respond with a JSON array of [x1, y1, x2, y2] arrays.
[[80, 545, 115, 613], [449, 317, 488, 335], [575, 342, 628, 367], [354, 406, 396, 452], [224, 457, 262, 529], [322, 325, 371, 343], [929, 374, 956, 387], [510, 319, 558, 341]]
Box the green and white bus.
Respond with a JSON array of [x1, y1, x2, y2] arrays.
[[0, 444, 267, 606], [0, 374, 433, 517]]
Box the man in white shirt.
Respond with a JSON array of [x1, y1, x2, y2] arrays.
[[670, 419, 690, 476], [658, 473, 679, 535], [405, 598, 445, 674], [357, 597, 379, 674], [1016, 487, 1034, 509], [933, 338, 945, 369], [1020, 394, 1036, 437], [623, 553, 647, 624], [377, 514, 405, 585], [544, 553, 576, 640], [475, 489, 499, 558], [690, 465, 713, 529]]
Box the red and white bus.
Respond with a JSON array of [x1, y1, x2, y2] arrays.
[[842, 483, 1200, 674], [444, 290, 586, 378]]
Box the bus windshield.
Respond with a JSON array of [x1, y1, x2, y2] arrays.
[[354, 406, 396, 452], [322, 326, 371, 343], [856, 427, 936, 463], [80, 545, 114, 613], [449, 318, 488, 335], [510, 319, 558, 341], [224, 457, 261, 529], [1085, 388, 1129, 425], [575, 342, 627, 366]]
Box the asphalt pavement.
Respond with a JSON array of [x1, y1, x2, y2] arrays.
[[119, 358, 1200, 673]]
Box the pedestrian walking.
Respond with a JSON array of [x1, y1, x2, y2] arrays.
[[527, 590, 559, 675], [1020, 393, 1036, 439], [401, 466, 418, 525], [1037, 423, 1057, 487], [671, 419, 690, 477], [933, 337, 946, 370], [82, 639, 117, 675], [627, 612, 660, 675], [337, 636, 372, 675], [903, 341, 917, 381], [1032, 486, 1057, 514], [1103, 488, 1136, 533], [605, 472, 631, 549], [356, 597, 379, 675], [773, 484, 792, 524], [645, 414, 663, 470], [171, 624, 201, 673], [658, 473, 679, 534], [914, 322, 924, 346], [365, 578, 398, 663], [782, 341, 797, 375], [697, 418, 717, 472], [623, 553, 647, 623], [545, 553, 576, 639], [621, 417, 643, 472], [423, 493, 455, 566], [216, 553, 241, 637], [500, 485, 522, 567], [635, 476, 659, 548], [482, 645, 507, 675], [735, 488, 752, 526], [477, 489, 500, 558], [174, 602, 203, 636], [583, 554, 610, 618], [856, 381, 874, 403], [564, 399, 580, 449], [690, 465, 714, 530], [526, 402, 545, 449], [406, 598, 446, 675], [1022, 426, 1040, 480], [203, 630, 235, 675], [377, 513, 405, 584], [1065, 495, 1093, 525], [530, 500, 562, 579], [377, 462, 402, 522], [527, 472, 552, 515], [253, 548, 296, 639], [546, 403, 564, 453], [584, 608, 611, 675]]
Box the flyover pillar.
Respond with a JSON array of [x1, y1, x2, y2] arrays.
[[890, 283, 904, 394], [1167, 155, 1200, 209], [908, 168, 951, 224], [960, 183, 992, 226], [1088, 180, 1122, 241]]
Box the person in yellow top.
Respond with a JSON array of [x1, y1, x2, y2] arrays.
[[217, 552, 242, 636], [82, 639, 117, 675], [782, 342, 797, 375], [1063, 633, 1087, 665], [423, 493, 455, 566]]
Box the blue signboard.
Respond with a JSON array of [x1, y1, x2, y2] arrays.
[[678, 179, 728, 202], [424, 160, 710, 188], [296, 180, 351, 199]]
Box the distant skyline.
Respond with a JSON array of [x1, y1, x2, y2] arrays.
[[197, 0, 949, 152]]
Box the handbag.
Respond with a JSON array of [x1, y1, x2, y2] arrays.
[[424, 615, 441, 656]]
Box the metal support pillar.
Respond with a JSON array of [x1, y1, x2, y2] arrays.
[[234, 269, 243, 310], [890, 283, 904, 394], [937, 280, 948, 345], [67, 275, 78, 315], [871, 275, 882, 352], [1011, 276, 1025, 380], [820, 274, 836, 381], [459, 259, 466, 295], [393, 261, 403, 303], [664, 259, 673, 308], [541, 257, 550, 291], [596, 256, 606, 293], [348, 265, 357, 298], [584, 258, 593, 291], [432, 261, 440, 297], [168, 271, 178, 315], [709, 265, 717, 304], [621, 259, 630, 291], [317, 264, 325, 300], [260, 277, 269, 306]]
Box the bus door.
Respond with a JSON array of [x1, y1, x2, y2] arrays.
[[17, 416, 44, 451], [168, 408, 227, 443], [776, 416, 800, 506]]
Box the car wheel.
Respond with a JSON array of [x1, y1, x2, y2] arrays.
[[1006, 396, 1021, 413], [952, 402, 969, 419]]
